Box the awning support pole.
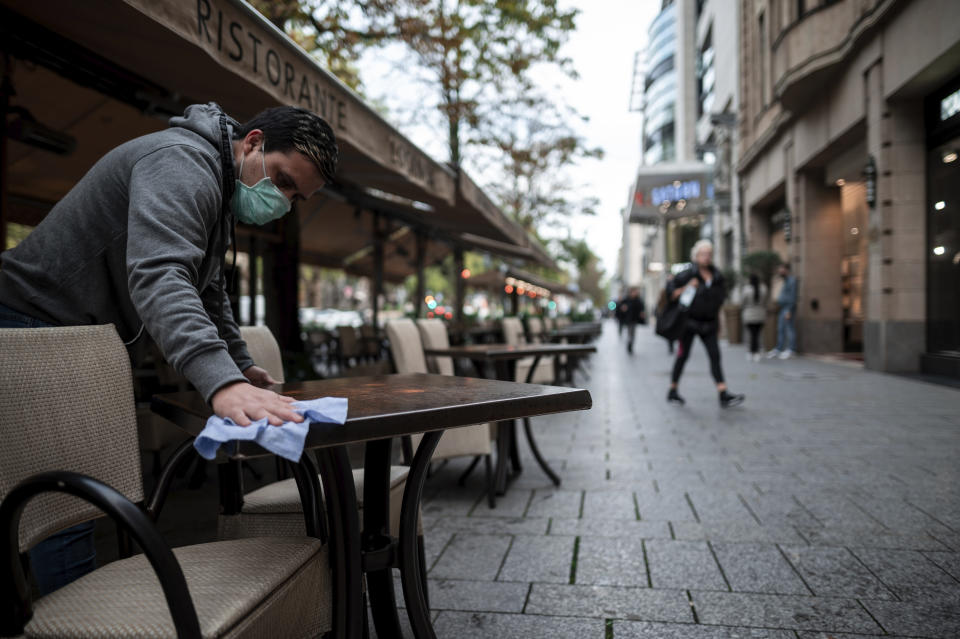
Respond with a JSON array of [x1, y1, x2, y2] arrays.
[[453, 246, 465, 324], [372, 213, 384, 329], [414, 233, 426, 318], [0, 56, 11, 252]]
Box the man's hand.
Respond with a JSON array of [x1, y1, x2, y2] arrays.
[[687, 279, 699, 289], [784, 310, 792, 320], [211, 381, 302, 426], [243, 365, 277, 388]]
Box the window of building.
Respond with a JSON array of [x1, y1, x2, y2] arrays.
[[698, 30, 715, 118], [645, 55, 675, 93], [758, 11, 767, 108]]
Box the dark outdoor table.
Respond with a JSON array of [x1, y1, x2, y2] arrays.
[[422, 343, 596, 493], [152, 373, 591, 639]]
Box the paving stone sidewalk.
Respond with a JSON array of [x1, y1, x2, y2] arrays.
[[406, 321, 960, 638]]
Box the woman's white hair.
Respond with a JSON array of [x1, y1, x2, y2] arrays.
[[690, 239, 714, 262]]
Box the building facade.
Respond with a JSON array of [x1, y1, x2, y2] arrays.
[[738, 0, 960, 375], [620, 0, 741, 312]]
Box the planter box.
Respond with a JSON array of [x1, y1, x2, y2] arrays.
[[724, 305, 743, 344]]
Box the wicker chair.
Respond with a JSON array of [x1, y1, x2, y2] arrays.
[[389, 319, 496, 508], [336, 326, 362, 369], [502, 317, 555, 384], [219, 326, 412, 542], [0, 325, 332, 638]]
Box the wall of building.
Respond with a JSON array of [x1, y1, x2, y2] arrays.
[[737, 0, 959, 372]]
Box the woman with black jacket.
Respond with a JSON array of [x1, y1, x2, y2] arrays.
[[667, 240, 745, 408]]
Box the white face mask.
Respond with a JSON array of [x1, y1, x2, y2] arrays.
[[231, 144, 291, 225]]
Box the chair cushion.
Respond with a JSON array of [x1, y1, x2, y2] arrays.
[[242, 467, 409, 514], [220, 466, 416, 539], [25, 537, 329, 639], [516, 356, 555, 384]]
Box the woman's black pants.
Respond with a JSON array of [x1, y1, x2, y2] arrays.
[[746, 322, 764, 354], [671, 324, 724, 385]]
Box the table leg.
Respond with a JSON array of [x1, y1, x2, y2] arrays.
[[522, 418, 561, 487], [519, 354, 563, 485], [315, 447, 363, 639], [400, 430, 443, 639], [363, 440, 404, 639], [217, 459, 243, 515]]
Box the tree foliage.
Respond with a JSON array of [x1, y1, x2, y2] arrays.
[[251, 0, 580, 166]]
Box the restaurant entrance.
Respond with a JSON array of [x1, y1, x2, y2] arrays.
[[923, 75, 960, 376]]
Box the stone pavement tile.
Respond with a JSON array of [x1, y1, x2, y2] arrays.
[[429, 533, 512, 581], [582, 490, 638, 520], [794, 525, 951, 551], [635, 491, 699, 522], [616, 621, 795, 638], [575, 536, 649, 587], [741, 493, 822, 528], [421, 492, 482, 520], [711, 542, 810, 595], [426, 578, 529, 612], [432, 611, 604, 638], [429, 515, 549, 536], [685, 490, 758, 523], [850, 547, 960, 603], [861, 599, 960, 638], [498, 535, 575, 584], [923, 550, 960, 580], [778, 546, 895, 600], [927, 529, 960, 551], [672, 520, 806, 545], [796, 633, 908, 639], [852, 496, 947, 534], [549, 518, 671, 539], [645, 540, 727, 590], [525, 584, 693, 622], [525, 489, 583, 519], [467, 487, 531, 518], [423, 529, 453, 570], [690, 591, 883, 634], [794, 493, 883, 529]]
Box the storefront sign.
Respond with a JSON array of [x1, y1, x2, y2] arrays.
[[629, 163, 714, 223], [116, 0, 453, 203]]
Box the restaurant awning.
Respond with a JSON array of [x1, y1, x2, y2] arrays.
[[2, 0, 552, 273], [628, 162, 715, 224]]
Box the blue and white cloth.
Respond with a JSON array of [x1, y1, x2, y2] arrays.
[[194, 397, 348, 462]]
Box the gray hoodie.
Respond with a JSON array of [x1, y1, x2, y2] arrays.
[[0, 103, 254, 401]]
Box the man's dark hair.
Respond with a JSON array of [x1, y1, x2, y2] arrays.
[[780, 262, 792, 272], [237, 106, 339, 183]]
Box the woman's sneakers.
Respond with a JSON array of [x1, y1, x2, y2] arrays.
[[719, 390, 745, 408], [667, 388, 685, 405]]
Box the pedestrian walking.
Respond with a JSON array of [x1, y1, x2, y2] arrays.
[[666, 240, 745, 408], [655, 274, 676, 354], [0, 103, 338, 594], [741, 273, 768, 361], [622, 287, 647, 354], [615, 290, 628, 336], [767, 262, 797, 359]]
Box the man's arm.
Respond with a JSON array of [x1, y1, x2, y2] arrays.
[[125, 145, 299, 425]]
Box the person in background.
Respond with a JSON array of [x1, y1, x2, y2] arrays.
[[741, 273, 768, 362], [615, 289, 627, 336], [622, 286, 647, 354], [655, 273, 676, 354], [767, 262, 797, 359], [666, 240, 745, 408]]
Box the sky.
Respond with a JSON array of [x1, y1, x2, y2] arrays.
[[357, 1, 660, 277]]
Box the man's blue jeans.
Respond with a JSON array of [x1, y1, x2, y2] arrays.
[[776, 307, 797, 352], [0, 303, 97, 594]]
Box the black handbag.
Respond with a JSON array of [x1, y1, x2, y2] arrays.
[[655, 301, 686, 341]]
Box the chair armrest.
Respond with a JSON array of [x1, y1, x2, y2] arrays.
[[0, 471, 201, 639]]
